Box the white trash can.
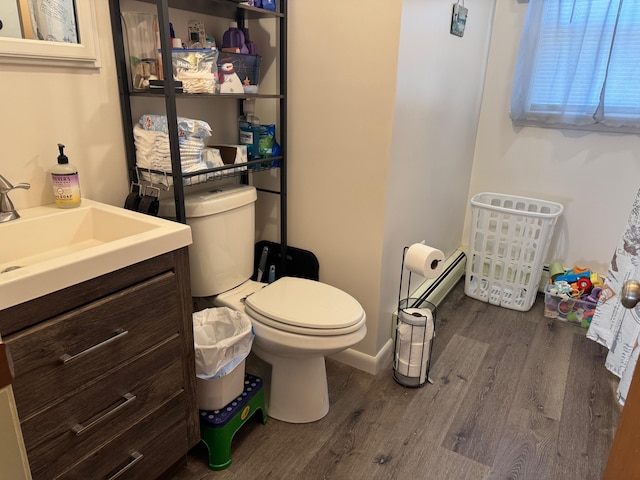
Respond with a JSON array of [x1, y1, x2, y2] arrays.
[[193, 307, 254, 410]]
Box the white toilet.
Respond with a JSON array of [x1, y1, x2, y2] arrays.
[[160, 184, 367, 423]]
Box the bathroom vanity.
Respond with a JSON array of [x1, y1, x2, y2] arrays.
[[0, 250, 197, 479], [0, 200, 198, 479]]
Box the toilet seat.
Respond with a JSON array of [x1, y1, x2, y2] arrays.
[[244, 277, 365, 336]]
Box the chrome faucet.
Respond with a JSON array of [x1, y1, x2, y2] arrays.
[[0, 175, 31, 223]]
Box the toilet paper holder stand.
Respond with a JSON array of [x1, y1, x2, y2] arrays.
[[393, 246, 436, 388]]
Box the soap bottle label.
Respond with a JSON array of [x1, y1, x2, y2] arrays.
[[239, 120, 259, 159], [52, 173, 81, 206]]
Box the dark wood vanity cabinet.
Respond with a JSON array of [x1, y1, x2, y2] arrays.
[[0, 248, 199, 480]]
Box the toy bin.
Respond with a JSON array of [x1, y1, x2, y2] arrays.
[[172, 48, 219, 94], [543, 285, 598, 328], [464, 193, 564, 312], [217, 53, 261, 94]]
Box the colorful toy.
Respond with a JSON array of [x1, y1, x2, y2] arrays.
[[544, 264, 603, 328], [575, 277, 593, 293], [555, 271, 591, 284]]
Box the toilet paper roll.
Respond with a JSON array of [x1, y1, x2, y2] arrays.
[[398, 308, 434, 341], [396, 357, 429, 382], [396, 307, 434, 381], [405, 243, 445, 279], [398, 340, 430, 368]]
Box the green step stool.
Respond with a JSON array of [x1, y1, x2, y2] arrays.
[[199, 374, 267, 470]]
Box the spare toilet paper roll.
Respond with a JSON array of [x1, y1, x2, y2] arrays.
[[397, 357, 428, 381], [397, 308, 434, 378], [397, 308, 434, 342], [405, 243, 445, 279]]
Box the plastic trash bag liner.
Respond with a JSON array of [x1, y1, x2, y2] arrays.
[[193, 307, 254, 379]]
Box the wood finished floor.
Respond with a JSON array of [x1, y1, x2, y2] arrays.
[[170, 280, 621, 480]]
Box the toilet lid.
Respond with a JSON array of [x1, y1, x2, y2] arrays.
[[244, 277, 365, 334]]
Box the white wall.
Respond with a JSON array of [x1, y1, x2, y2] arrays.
[[3, 0, 633, 374], [287, 1, 402, 360], [377, 0, 497, 357], [465, 0, 640, 275], [0, 0, 497, 368], [287, 0, 497, 364], [0, 0, 128, 211]]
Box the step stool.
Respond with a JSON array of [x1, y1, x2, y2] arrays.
[[199, 374, 267, 470]]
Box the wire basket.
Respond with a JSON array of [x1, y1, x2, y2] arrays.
[[393, 298, 436, 387], [464, 192, 563, 312]]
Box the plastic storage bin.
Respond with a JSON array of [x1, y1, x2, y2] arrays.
[[465, 192, 563, 311], [172, 48, 219, 94], [217, 52, 261, 94], [543, 285, 598, 327]]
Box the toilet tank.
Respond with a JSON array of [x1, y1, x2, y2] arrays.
[[159, 184, 257, 297]]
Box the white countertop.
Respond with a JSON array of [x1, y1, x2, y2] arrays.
[[0, 199, 192, 311]]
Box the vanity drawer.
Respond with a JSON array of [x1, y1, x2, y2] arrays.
[[23, 336, 185, 480], [7, 272, 180, 418], [57, 393, 189, 480]]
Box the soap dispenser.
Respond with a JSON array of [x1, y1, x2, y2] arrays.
[[51, 143, 81, 208]]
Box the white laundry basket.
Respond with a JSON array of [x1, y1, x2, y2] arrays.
[[465, 192, 563, 312]]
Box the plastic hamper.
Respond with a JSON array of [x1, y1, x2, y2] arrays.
[[464, 192, 563, 311]]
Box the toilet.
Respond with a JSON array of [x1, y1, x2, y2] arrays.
[[160, 184, 367, 423]]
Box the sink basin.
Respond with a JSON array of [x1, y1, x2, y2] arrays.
[[0, 199, 192, 311]]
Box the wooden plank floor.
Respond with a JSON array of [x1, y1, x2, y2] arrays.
[[170, 280, 621, 480]]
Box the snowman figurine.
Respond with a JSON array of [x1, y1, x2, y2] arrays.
[[219, 62, 245, 94]]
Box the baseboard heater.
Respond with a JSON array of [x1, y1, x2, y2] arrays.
[[408, 248, 467, 308]]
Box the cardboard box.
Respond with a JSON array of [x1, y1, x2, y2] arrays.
[[210, 144, 247, 165]]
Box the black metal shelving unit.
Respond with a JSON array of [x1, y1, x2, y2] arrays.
[[109, 0, 287, 271]]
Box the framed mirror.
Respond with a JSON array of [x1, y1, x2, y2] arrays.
[[0, 1, 99, 67]]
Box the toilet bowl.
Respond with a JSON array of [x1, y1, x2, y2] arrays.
[[215, 276, 367, 423], [159, 183, 368, 423]]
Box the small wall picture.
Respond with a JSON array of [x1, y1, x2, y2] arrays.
[[450, 2, 468, 38]]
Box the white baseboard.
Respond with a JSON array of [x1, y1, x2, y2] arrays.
[[407, 248, 467, 308], [329, 338, 394, 375], [330, 249, 467, 375]]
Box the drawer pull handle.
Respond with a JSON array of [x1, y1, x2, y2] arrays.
[[71, 393, 136, 435], [58, 328, 128, 365], [107, 451, 143, 480]]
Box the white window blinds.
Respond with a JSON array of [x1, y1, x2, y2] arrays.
[[510, 0, 640, 132]]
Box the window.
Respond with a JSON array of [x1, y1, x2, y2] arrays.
[[510, 0, 640, 132]]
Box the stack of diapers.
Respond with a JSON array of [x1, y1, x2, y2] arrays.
[[134, 114, 214, 186]]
